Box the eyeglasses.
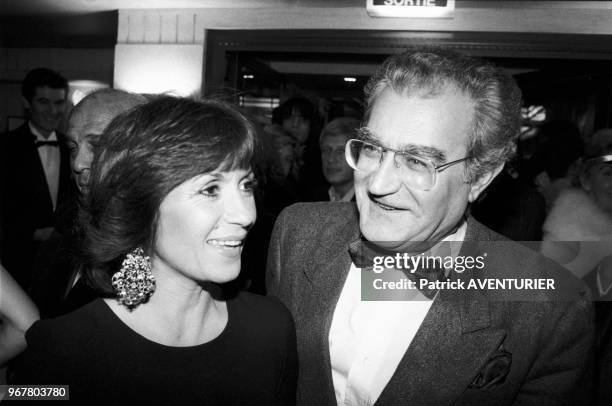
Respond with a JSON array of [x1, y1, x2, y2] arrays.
[[345, 138, 470, 191]]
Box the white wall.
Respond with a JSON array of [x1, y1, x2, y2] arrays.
[[114, 44, 203, 96], [111, 4, 612, 98]]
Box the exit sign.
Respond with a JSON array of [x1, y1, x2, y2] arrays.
[[366, 0, 455, 18]]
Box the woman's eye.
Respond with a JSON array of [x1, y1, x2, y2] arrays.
[[200, 184, 219, 197], [241, 178, 258, 193]]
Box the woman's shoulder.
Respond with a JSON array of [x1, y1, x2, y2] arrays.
[[229, 291, 294, 331], [544, 187, 612, 240], [26, 299, 107, 349], [11, 300, 110, 384]]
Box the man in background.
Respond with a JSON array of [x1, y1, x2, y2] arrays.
[[317, 117, 360, 202], [29, 88, 146, 318], [1, 68, 71, 289]]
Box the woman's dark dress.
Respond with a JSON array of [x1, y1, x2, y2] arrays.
[[11, 292, 297, 405]]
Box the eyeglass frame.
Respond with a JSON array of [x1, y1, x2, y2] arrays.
[[344, 138, 471, 191]]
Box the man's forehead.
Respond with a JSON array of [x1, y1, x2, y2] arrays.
[[321, 134, 349, 147], [359, 126, 435, 151], [67, 108, 115, 140], [359, 127, 446, 162], [366, 87, 473, 148], [33, 86, 66, 99]]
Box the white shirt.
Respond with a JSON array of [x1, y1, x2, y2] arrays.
[[329, 186, 355, 202], [30, 122, 60, 210], [597, 263, 612, 296], [329, 222, 467, 406]]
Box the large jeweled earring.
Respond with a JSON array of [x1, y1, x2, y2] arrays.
[[112, 247, 156, 309]]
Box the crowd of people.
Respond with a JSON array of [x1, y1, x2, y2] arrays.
[[0, 48, 611, 404]]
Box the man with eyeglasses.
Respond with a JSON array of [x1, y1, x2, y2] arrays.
[[267, 49, 593, 405], [318, 117, 361, 202]]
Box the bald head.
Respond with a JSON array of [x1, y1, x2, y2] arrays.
[[66, 89, 146, 194]]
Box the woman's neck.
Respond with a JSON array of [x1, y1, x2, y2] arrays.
[[105, 274, 227, 347]]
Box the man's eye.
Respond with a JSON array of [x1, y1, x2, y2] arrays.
[[67, 143, 78, 156], [361, 143, 380, 158], [401, 156, 429, 171]]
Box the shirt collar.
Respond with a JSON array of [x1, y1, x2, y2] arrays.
[[424, 219, 467, 260], [597, 265, 612, 296], [29, 122, 57, 142], [444, 219, 467, 242], [329, 185, 355, 202]]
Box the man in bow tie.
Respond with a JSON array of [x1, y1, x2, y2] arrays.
[[0, 67, 72, 290], [23, 88, 147, 318], [267, 49, 594, 405]]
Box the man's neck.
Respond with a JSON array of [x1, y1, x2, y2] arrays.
[[331, 181, 353, 198], [392, 217, 467, 255], [29, 121, 53, 139]]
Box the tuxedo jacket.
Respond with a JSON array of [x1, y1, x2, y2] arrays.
[[267, 202, 594, 405], [0, 123, 73, 288]]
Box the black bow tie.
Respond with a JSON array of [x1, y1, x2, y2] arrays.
[[35, 140, 59, 147], [348, 238, 447, 299]]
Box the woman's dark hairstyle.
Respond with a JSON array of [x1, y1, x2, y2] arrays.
[[81, 96, 259, 294], [536, 120, 583, 180], [272, 97, 317, 125]]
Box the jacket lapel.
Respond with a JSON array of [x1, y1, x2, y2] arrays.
[[22, 123, 53, 213], [376, 220, 507, 405], [299, 215, 359, 404]]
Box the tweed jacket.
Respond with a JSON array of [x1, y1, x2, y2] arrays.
[[267, 202, 594, 405]]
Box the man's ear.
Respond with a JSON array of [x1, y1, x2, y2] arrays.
[[468, 163, 504, 203], [579, 170, 591, 192], [22, 97, 31, 110]]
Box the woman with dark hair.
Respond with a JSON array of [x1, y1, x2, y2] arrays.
[[11, 96, 297, 405], [541, 128, 612, 278], [272, 97, 325, 200], [540, 129, 612, 405]]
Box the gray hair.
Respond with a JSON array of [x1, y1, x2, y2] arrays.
[[364, 48, 522, 182], [319, 117, 361, 144], [70, 88, 147, 122]]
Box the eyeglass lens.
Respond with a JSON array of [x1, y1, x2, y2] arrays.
[[346, 139, 435, 190]]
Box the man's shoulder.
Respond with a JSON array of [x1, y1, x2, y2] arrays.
[[466, 218, 589, 301], [278, 201, 358, 228], [3, 123, 31, 136], [1, 124, 32, 149], [271, 202, 359, 254]]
